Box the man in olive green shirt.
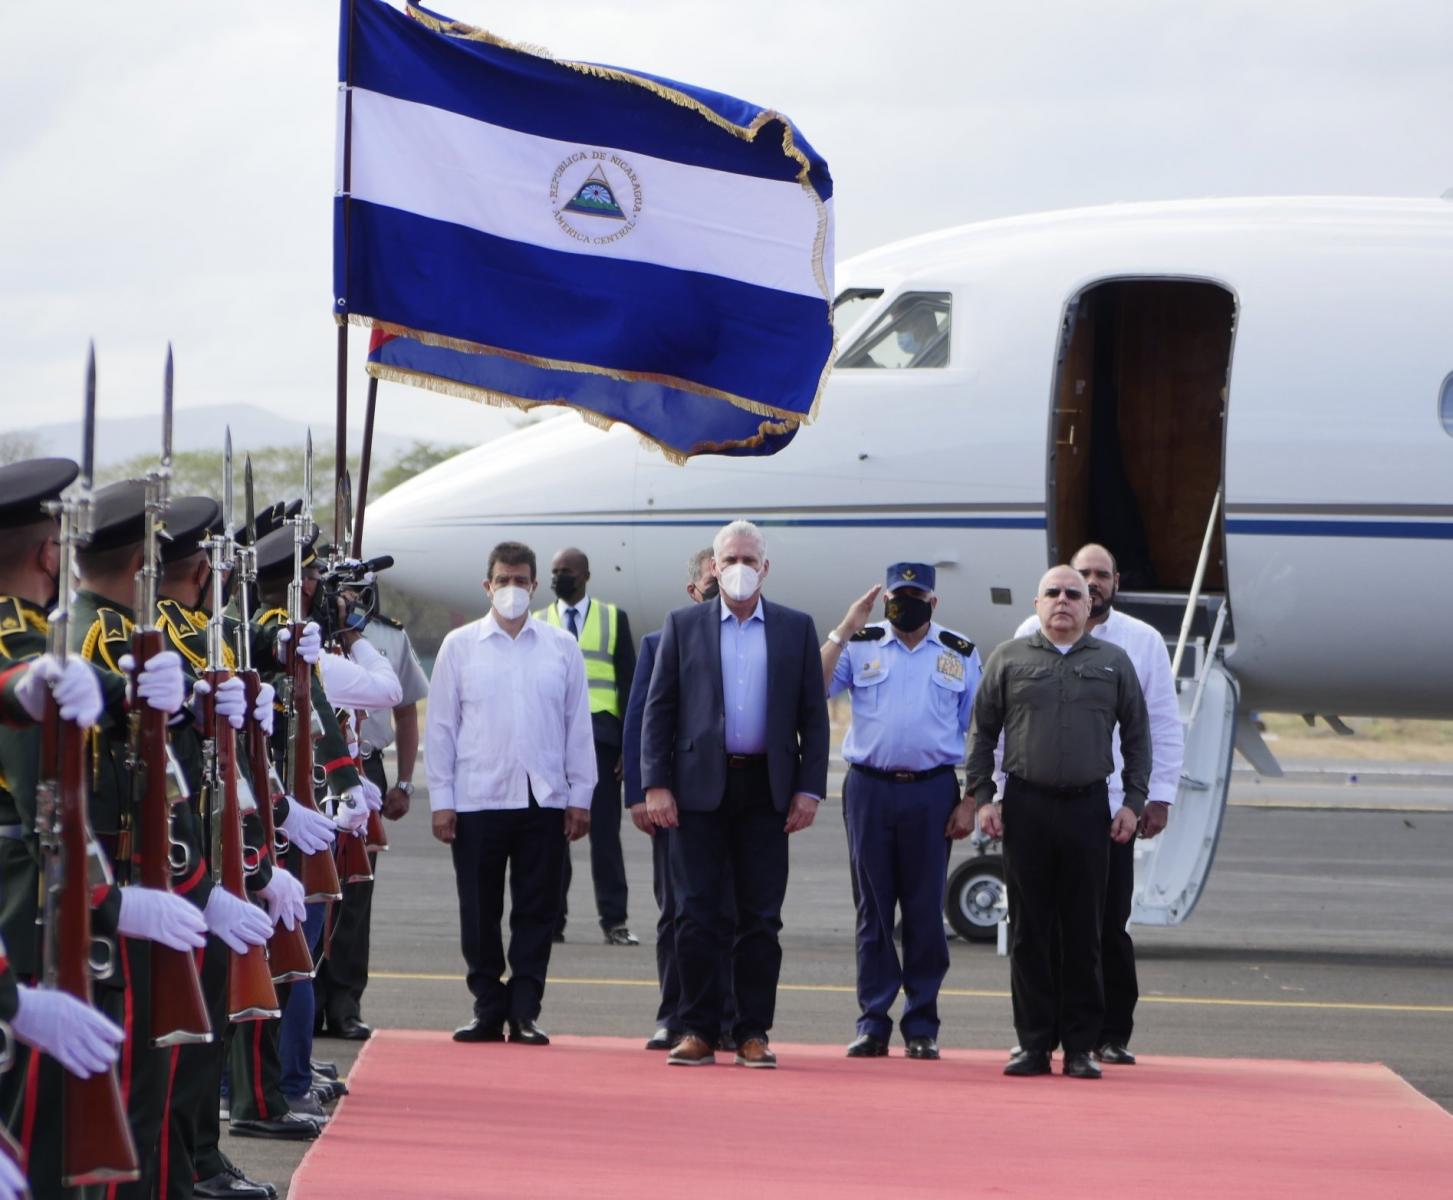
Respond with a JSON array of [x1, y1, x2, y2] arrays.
[[966, 565, 1150, 1080]]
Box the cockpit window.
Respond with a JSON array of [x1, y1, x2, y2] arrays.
[[836, 292, 951, 369], [1441, 373, 1453, 437], [832, 288, 884, 341]]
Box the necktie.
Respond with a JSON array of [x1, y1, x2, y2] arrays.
[[565, 607, 580, 639]]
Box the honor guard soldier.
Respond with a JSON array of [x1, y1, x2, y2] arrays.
[[153, 497, 287, 1200], [821, 562, 982, 1060], [536, 548, 638, 945], [72, 480, 217, 1200], [967, 565, 1152, 1081]]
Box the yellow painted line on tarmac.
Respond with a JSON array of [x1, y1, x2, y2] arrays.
[[369, 971, 1453, 1014]]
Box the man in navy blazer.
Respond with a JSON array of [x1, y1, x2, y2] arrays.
[[641, 520, 830, 1069]]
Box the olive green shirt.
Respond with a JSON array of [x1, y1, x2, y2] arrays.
[[966, 629, 1152, 814]]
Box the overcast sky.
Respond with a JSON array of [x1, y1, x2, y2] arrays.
[[2, 0, 1449, 447]]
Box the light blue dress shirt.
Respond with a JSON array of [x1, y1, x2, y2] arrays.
[[720, 598, 768, 754], [830, 621, 982, 772]]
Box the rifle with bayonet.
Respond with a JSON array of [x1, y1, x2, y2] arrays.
[[200, 433, 279, 1022], [34, 345, 140, 1185], [237, 456, 315, 982], [280, 433, 343, 902], [129, 345, 211, 1047]]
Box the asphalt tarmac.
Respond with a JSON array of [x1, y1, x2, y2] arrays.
[[228, 769, 1453, 1197]]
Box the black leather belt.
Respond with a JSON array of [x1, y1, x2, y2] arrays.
[[852, 763, 957, 784], [726, 754, 768, 770], [1007, 774, 1106, 797]]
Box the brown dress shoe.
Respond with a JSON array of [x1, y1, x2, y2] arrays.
[[667, 1035, 716, 1066], [734, 1037, 777, 1069]]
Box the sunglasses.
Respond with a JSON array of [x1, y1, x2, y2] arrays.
[[1041, 586, 1084, 600]]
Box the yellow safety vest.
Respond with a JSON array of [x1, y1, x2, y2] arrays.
[[536, 599, 621, 718]]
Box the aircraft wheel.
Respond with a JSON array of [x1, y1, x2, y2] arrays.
[[946, 855, 1007, 942]]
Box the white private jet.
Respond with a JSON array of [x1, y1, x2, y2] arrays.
[[363, 195, 1453, 937]]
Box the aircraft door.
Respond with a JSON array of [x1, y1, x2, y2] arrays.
[[1131, 660, 1238, 925]]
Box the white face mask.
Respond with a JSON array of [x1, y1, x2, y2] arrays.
[[718, 562, 760, 602], [491, 584, 531, 620]]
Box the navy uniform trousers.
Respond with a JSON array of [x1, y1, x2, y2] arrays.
[[843, 767, 958, 1042]]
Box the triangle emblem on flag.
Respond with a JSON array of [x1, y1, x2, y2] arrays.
[[563, 165, 627, 220]]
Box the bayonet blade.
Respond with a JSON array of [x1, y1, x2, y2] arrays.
[[162, 343, 174, 469], [304, 429, 314, 519], [339, 470, 354, 557], [223, 427, 234, 538], [244, 455, 256, 542], [81, 341, 96, 488]]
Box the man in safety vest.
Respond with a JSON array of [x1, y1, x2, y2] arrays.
[[538, 548, 639, 945]]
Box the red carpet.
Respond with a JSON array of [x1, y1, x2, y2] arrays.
[[290, 1032, 1453, 1199]]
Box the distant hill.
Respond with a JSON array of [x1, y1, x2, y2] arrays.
[[19, 404, 412, 468]]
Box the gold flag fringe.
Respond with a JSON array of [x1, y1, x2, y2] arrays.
[[364, 360, 801, 466], [339, 312, 813, 425]]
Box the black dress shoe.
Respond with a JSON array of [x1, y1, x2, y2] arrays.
[[193, 1166, 274, 1198], [336, 1017, 373, 1041], [228, 1113, 321, 1141], [845, 1033, 889, 1058], [507, 1019, 550, 1046], [1003, 1049, 1053, 1077], [645, 1027, 681, 1051], [905, 1036, 940, 1060], [452, 1018, 505, 1043], [1094, 1042, 1136, 1065], [1063, 1051, 1102, 1079]]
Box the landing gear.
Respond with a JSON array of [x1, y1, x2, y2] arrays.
[[946, 851, 1007, 942]]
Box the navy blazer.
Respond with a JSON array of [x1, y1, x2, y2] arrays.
[[640, 597, 829, 813], [621, 629, 660, 810]]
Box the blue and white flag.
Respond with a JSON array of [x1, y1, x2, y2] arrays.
[[336, 0, 834, 460]]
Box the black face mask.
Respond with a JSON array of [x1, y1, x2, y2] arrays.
[[698, 578, 720, 602], [551, 572, 580, 600], [884, 593, 932, 633]]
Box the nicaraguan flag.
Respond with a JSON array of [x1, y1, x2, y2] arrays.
[[336, 0, 834, 459]]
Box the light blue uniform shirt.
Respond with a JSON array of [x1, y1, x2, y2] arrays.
[[720, 598, 768, 754], [830, 621, 982, 772]]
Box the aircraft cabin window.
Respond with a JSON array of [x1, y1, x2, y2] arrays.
[[836, 292, 951, 369], [1441, 373, 1453, 437]]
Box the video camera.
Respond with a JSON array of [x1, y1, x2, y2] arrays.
[[315, 551, 394, 643]]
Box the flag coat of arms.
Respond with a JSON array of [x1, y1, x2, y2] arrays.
[[335, 0, 835, 459]]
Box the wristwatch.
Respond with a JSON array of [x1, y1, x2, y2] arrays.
[[395, 780, 415, 796], [826, 629, 846, 647]]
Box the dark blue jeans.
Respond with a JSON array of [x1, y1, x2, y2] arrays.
[[279, 901, 328, 1099]]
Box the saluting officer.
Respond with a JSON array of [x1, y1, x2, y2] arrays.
[[821, 563, 982, 1060], [536, 548, 638, 946], [967, 565, 1151, 1081]]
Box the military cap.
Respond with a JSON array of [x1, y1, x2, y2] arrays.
[[86, 480, 149, 551], [885, 562, 935, 593], [240, 498, 302, 547], [0, 458, 78, 529], [160, 496, 222, 563], [254, 521, 317, 583]]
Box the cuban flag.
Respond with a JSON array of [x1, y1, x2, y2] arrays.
[[336, 0, 834, 460]]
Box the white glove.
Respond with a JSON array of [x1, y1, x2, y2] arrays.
[[332, 786, 369, 834], [279, 798, 336, 854], [11, 986, 125, 1078], [202, 675, 247, 730], [118, 650, 185, 714], [275, 622, 322, 666], [0, 1146, 25, 1200], [116, 886, 208, 951], [359, 777, 383, 813], [255, 865, 306, 931], [252, 682, 276, 736], [202, 888, 273, 953], [15, 655, 104, 728]]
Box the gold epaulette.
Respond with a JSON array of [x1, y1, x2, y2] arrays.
[[81, 609, 133, 674], [255, 606, 288, 629], [0, 597, 47, 659]]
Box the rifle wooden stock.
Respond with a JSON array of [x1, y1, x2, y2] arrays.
[[337, 826, 373, 884], [364, 807, 388, 853], [131, 629, 212, 1047], [204, 669, 280, 1023], [240, 671, 313, 983], [42, 695, 140, 1186], [286, 627, 342, 901]]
